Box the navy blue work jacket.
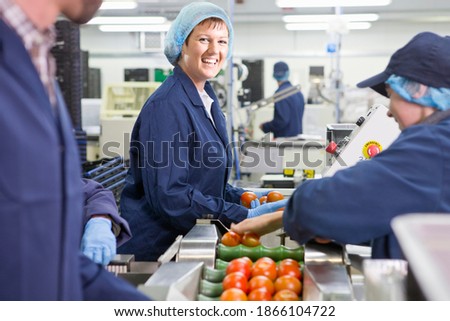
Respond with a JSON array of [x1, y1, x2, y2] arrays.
[[118, 66, 248, 261], [261, 81, 305, 138], [0, 20, 147, 300], [82, 178, 132, 246], [284, 117, 450, 258]]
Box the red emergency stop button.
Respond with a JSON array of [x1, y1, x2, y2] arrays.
[[367, 144, 380, 158], [362, 141, 382, 159], [326, 141, 338, 154]]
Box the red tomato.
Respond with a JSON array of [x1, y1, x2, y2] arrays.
[[248, 288, 272, 301], [273, 289, 299, 301], [248, 275, 275, 294], [240, 191, 258, 209], [241, 232, 261, 247], [278, 260, 302, 279], [251, 257, 277, 281], [226, 258, 252, 279], [259, 196, 267, 204], [279, 258, 300, 268], [255, 257, 276, 265], [239, 256, 253, 269], [267, 191, 284, 203], [314, 237, 332, 244], [222, 272, 248, 293], [274, 275, 302, 295], [221, 231, 241, 247], [220, 288, 248, 301]]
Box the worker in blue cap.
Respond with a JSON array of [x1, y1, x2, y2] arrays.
[[232, 32, 450, 259], [260, 61, 305, 138], [118, 2, 286, 261]]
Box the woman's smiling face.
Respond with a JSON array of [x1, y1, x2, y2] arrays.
[[178, 18, 229, 90]]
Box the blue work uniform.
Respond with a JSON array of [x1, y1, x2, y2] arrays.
[[0, 21, 148, 300], [118, 66, 248, 261], [82, 178, 132, 246], [284, 116, 450, 258], [261, 81, 305, 138]]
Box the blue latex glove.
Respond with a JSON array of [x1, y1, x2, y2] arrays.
[[247, 199, 288, 218], [250, 199, 261, 209], [81, 217, 116, 266]]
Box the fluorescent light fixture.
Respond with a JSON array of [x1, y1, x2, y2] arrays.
[[283, 13, 378, 23], [99, 1, 138, 10], [276, 0, 391, 8], [285, 22, 371, 31], [88, 16, 167, 25], [99, 24, 171, 32]]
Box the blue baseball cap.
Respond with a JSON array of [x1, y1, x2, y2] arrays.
[[357, 32, 450, 97], [273, 61, 290, 81]]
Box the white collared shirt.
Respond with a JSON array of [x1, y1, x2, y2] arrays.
[[198, 89, 216, 127]]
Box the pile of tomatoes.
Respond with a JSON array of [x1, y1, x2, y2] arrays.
[[221, 231, 261, 247], [220, 256, 302, 301], [240, 190, 285, 209]]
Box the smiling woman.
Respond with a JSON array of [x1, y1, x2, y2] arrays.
[[179, 18, 230, 90], [117, 2, 258, 262]]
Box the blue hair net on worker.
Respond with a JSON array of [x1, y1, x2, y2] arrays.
[[164, 2, 234, 66], [386, 74, 450, 111], [273, 61, 290, 81]]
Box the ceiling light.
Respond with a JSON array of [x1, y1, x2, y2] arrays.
[[276, 0, 391, 8], [99, 1, 138, 10], [88, 16, 167, 25], [283, 13, 379, 23], [99, 24, 171, 33], [285, 22, 371, 31]]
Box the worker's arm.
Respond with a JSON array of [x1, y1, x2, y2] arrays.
[[81, 179, 132, 265], [231, 211, 284, 236]]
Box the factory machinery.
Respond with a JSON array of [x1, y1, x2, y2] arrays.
[[108, 191, 377, 301], [105, 106, 414, 301]]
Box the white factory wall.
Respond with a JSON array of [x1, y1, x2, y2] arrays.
[[79, 19, 448, 160], [80, 20, 449, 96]]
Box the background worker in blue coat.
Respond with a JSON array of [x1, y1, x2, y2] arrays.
[[81, 178, 133, 266], [0, 0, 148, 300], [260, 61, 305, 138], [232, 32, 450, 259], [118, 2, 286, 262]]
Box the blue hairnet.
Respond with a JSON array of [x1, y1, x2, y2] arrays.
[[273, 61, 290, 81], [386, 74, 450, 111], [164, 2, 234, 66]]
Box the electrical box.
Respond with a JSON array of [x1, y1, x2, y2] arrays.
[[101, 82, 160, 118], [99, 82, 160, 159], [323, 104, 401, 177]]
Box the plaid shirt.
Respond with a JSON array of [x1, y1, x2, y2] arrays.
[[0, 0, 57, 105]]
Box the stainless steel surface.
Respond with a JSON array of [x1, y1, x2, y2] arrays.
[[363, 259, 408, 301], [302, 241, 359, 301], [176, 221, 220, 268], [303, 264, 355, 301], [158, 234, 183, 264], [345, 244, 372, 301], [392, 213, 450, 300], [115, 261, 159, 287], [304, 241, 345, 265], [139, 261, 204, 301]]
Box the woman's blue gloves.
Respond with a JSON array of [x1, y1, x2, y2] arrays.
[[245, 190, 271, 208], [253, 190, 271, 199], [247, 199, 288, 218], [81, 217, 116, 266]]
